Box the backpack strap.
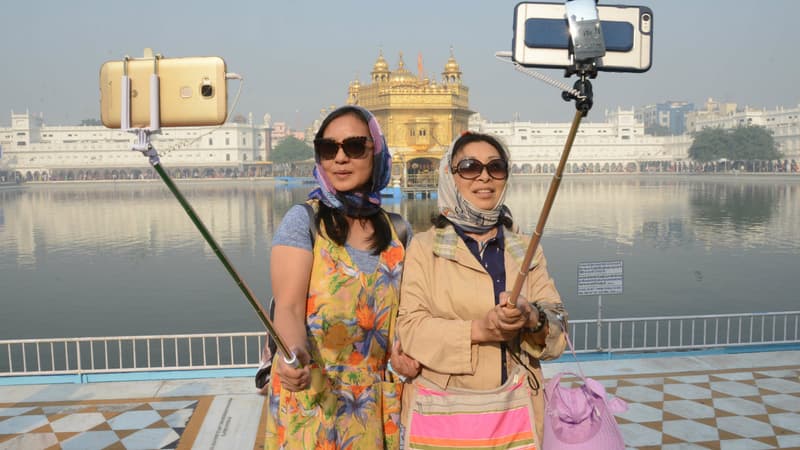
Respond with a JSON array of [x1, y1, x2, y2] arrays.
[[388, 212, 410, 248], [301, 202, 318, 244]]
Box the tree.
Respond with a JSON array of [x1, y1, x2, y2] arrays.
[[270, 136, 313, 163], [730, 126, 780, 160], [689, 125, 781, 162], [688, 128, 729, 162]]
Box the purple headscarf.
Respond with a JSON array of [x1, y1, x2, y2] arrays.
[[308, 105, 392, 217]]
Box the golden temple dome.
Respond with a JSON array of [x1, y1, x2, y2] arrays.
[[444, 57, 460, 73], [442, 47, 462, 84], [390, 52, 416, 84], [372, 51, 390, 73], [443, 47, 461, 74]]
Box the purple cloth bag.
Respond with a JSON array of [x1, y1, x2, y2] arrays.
[[542, 371, 627, 449]]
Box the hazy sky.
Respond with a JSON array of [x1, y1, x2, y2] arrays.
[[2, 0, 799, 128]]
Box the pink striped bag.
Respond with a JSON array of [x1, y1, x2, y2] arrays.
[[405, 367, 539, 449]]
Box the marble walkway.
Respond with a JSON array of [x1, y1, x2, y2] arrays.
[[0, 350, 798, 449]]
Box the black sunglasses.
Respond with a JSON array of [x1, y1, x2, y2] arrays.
[[452, 158, 509, 180], [314, 136, 373, 160]]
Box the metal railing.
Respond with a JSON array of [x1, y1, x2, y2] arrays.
[[2, 311, 799, 377], [0, 332, 267, 377], [567, 311, 800, 353]]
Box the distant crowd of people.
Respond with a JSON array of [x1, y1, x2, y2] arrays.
[[6, 157, 799, 185], [514, 159, 800, 175]]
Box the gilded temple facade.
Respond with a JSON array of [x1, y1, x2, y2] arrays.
[[346, 49, 473, 187]]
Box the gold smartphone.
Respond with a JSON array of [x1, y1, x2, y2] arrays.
[[99, 56, 228, 128]]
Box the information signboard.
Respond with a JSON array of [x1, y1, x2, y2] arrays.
[[577, 260, 623, 296]]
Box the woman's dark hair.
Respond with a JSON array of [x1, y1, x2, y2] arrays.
[[448, 132, 509, 166], [315, 106, 364, 140], [432, 132, 514, 229], [315, 107, 393, 254]]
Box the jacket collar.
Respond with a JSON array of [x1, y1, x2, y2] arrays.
[[433, 224, 539, 271]]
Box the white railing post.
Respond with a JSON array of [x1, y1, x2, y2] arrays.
[[596, 295, 603, 351], [75, 339, 82, 379]]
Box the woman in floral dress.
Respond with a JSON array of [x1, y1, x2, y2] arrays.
[[265, 105, 419, 449]]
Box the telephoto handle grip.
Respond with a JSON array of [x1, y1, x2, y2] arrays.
[[282, 352, 299, 368]]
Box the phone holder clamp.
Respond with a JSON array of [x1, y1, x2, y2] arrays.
[[561, 75, 594, 115], [131, 129, 161, 166], [120, 52, 164, 167]]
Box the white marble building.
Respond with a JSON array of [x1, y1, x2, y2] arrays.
[[0, 111, 272, 181], [470, 109, 693, 173], [3, 101, 798, 182]]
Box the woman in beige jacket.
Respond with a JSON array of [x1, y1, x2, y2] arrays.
[[397, 132, 567, 447]]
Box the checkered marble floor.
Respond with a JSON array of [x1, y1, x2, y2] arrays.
[[549, 359, 800, 449], [0, 396, 210, 450], [0, 350, 797, 449]]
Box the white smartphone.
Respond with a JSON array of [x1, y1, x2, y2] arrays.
[[512, 2, 653, 73]]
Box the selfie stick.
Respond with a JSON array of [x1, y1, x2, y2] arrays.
[[119, 54, 299, 369], [508, 87, 591, 307], [507, 0, 601, 307]]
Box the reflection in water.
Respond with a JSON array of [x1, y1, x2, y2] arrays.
[[691, 181, 779, 228], [689, 181, 800, 253], [503, 176, 799, 252], [2, 183, 286, 268], [1, 176, 798, 339]]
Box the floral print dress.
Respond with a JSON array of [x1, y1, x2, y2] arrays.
[[266, 212, 405, 449]]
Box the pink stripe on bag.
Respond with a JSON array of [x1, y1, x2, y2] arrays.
[[410, 406, 533, 439], [406, 368, 539, 449]]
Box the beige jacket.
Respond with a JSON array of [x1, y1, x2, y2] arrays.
[[397, 224, 567, 443]]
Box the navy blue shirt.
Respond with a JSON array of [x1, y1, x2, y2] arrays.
[[453, 225, 509, 382]]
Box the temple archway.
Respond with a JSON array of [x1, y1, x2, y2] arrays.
[[406, 157, 438, 187]]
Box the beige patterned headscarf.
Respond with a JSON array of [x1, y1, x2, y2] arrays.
[[437, 133, 512, 233]]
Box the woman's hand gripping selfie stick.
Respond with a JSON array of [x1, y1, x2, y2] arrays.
[[118, 55, 299, 369], [508, 78, 593, 308]]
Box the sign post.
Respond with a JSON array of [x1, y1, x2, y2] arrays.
[[577, 260, 623, 351]]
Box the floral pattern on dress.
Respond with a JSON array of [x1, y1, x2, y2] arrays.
[[266, 206, 405, 450]]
